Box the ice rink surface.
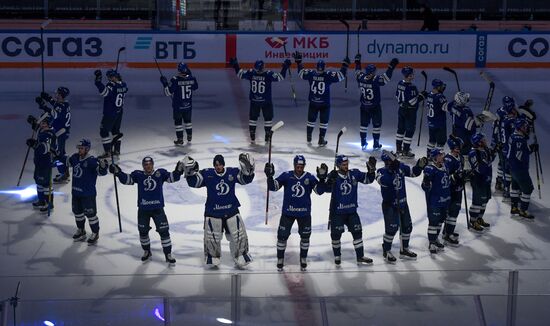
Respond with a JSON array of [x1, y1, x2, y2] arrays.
[[1, 67, 550, 325]]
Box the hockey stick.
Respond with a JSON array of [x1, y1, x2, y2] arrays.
[[111, 133, 124, 232], [479, 71, 496, 134], [265, 121, 284, 225], [417, 71, 428, 147], [443, 66, 460, 91], [340, 20, 350, 93], [17, 113, 48, 186], [115, 47, 126, 72], [532, 125, 544, 184], [328, 126, 347, 229], [356, 24, 361, 56], [153, 57, 164, 77], [9, 281, 21, 326], [273, 38, 297, 106]]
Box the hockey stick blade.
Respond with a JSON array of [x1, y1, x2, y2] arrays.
[[443, 66, 454, 73], [40, 19, 52, 29], [271, 121, 284, 132], [479, 71, 493, 83], [118, 46, 126, 53], [339, 19, 349, 29], [338, 126, 347, 137]]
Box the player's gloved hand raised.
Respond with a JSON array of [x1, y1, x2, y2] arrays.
[[182, 156, 199, 176], [389, 58, 399, 69], [264, 162, 275, 178], [366, 156, 377, 173], [342, 57, 351, 68], [27, 115, 37, 125], [229, 57, 238, 67], [283, 59, 292, 68], [35, 96, 45, 106], [239, 153, 255, 176], [26, 138, 37, 148], [416, 157, 428, 169], [94, 69, 102, 81], [40, 92, 50, 100], [292, 51, 302, 64], [354, 54, 361, 64], [109, 164, 121, 175], [99, 159, 108, 170], [529, 143, 539, 153], [160, 76, 168, 87], [316, 163, 328, 181], [174, 160, 184, 174], [418, 90, 429, 100]]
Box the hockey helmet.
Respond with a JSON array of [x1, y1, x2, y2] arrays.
[[106, 69, 117, 79], [454, 91, 470, 106], [502, 96, 515, 111], [381, 150, 397, 162], [316, 60, 326, 71], [293, 155, 306, 166], [471, 133, 485, 147], [515, 117, 529, 131], [178, 62, 189, 74], [429, 148, 444, 160], [254, 60, 264, 72], [213, 154, 225, 167], [56, 86, 70, 98], [335, 155, 348, 167], [76, 138, 91, 149], [432, 79, 445, 89], [447, 136, 464, 151], [401, 66, 414, 77], [142, 156, 154, 166], [364, 64, 376, 75]]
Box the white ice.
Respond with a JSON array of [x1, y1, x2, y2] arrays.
[[1, 67, 549, 325]]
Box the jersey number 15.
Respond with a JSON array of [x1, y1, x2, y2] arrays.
[[180, 85, 193, 99]]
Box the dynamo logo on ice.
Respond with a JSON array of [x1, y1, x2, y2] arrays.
[[265, 37, 287, 49], [134, 36, 152, 49], [508, 37, 549, 58]]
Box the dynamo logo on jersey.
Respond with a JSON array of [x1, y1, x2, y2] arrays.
[[143, 177, 157, 192], [340, 180, 352, 195], [291, 182, 305, 198], [73, 165, 83, 178], [216, 180, 230, 196]]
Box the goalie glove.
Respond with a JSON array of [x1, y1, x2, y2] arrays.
[[416, 157, 428, 169], [174, 160, 184, 175], [239, 153, 255, 176], [182, 155, 199, 177]]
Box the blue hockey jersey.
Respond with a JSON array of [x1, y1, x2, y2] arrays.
[[449, 102, 476, 143], [95, 80, 128, 117], [164, 74, 198, 110], [268, 171, 319, 217], [395, 80, 420, 109], [426, 92, 448, 129], [469, 147, 496, 183], [422, 163, 451, 208], [376, 163, 422, 208], [118, 168, 180, 210], [41, 99, 71, 135], [33, 127, 56, 169], [68, 154, 108, 197], [298, 69, 344, 105], [317, 169, 374, 214], [355, 68, 391, 108], [444, 153, 464, 192], [507, 131, 532, 171], [237, 69, 284, 104]]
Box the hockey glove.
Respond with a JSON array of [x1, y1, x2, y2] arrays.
[[94, 69, 102, 78], [529, 143, 539, 153], [367, 156, 377, 173], [354, 53, 361, 64], [389, 58, 399, 69], [26, 138, 37, 148], [418, 90, 429, 101], [35, 97, 44, 106], [109, 164, 121, 175], [342, 57, 351, 68], [327, 170, 338, 185], [160, 76, 168, 87], [182, 156, 199, 176], [174, 160, 184, 175], [451, 171, 464, 186], [283, 59, 292, 68], [292, 51, 302, 64], [519, 106, 536, 122], [316, 163, 328, 181], [264, 162, 275, 178], [239, 153, 255, 176], [27, 115, 37, 125], [99, 159, 109, 170], [416, 157, 428, 169], [421, 178, 432, 192], [40, 92, 50, 101]]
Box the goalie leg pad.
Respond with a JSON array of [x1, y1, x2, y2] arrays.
[[225, 213, 251, 266], [204, 216, 223, 265]]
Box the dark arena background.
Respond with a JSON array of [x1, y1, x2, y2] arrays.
[[1, 1, 550, 325]]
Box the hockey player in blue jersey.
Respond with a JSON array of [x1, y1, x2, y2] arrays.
[[185, 153, 255, 268], [316, 155, 376, 265], [468, 133, 497, 232], [395, 66, 428, 158], [422, 148, 451, 254], [497, 97, 519, 200], [294, 51, 348, 146], [94, 69, 128, 158], [160, 62, 198, 146], [67, 139, 109, 244], [229, 57, 290, 144], [443, 135, 465, 246], [26, 116, 56, 213], [508, 118, 537, 219], [376, 150, 424, 263], [110, 156, 183, 264], [492, 96, 514, 192], [265, 155, 321, 271], [354, 56, 399, 150], [37, 87, 71, 183], [449, 92, 482, 156], [426, 79, 448, 156]]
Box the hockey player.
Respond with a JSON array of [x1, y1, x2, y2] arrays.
[[26, 116, 56, 213], [94, 69, 128, 158], [265, 155, 321, 271], [160, 62, 198, 146], [468, 133, 497, 232], [425, 79, 448, 156], [354, 56, 399, 151], [37, 87, 71, 183], [443, 135, 465, 246], [294, 51, 348, 146], [67, 139, 108, 244], [185, 153, 255, 268], [508, 118, 537, 219], [497, 97, 519, 199], [422, 148, 451, 254], [376, 150, 424, 263], [395, 66, 428, 158], [492, 96, 514, 192], [110, 157, 182, 264], [229, 57, 291, 144], [316, 155, 376, 265], [449, 91, 482, 157]]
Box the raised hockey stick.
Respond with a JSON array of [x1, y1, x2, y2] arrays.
[[340, 19, 350, 93], [479, 71, 496, 134], [265, 121, 284, 224], [417, 71, 428, 147], [111, 133, 124, 232], [356, 24, 361, 56], [115, 47, 126, 72], [273, 38, 297, 106], [443, 66, 460, 91], [328, 126, 347, 229], [153, 57, 164, 77]]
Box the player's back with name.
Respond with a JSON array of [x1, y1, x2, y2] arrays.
[[396, 81, 419, 109], [168, 75, 197, 109], [68, 154, 106, 197], [102, 81, 128, 115]]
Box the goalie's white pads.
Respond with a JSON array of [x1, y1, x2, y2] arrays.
[[479, 110, 498, 122]]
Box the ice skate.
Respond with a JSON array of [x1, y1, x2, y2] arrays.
[[277, 258, 284, 271], [384, 251, 397, 263], [141, 250, 152, 262], [357, 256, 373, 265], [72, 229, 87, 242], [399, 248, 417, 260], [165, 253, 176, 265], [173, 138, 184, 146], [86, 232, 99, 245], [300, 257, 307, 271]]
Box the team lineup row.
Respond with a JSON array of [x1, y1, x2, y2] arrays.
[[23, 54, 540, 268]]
